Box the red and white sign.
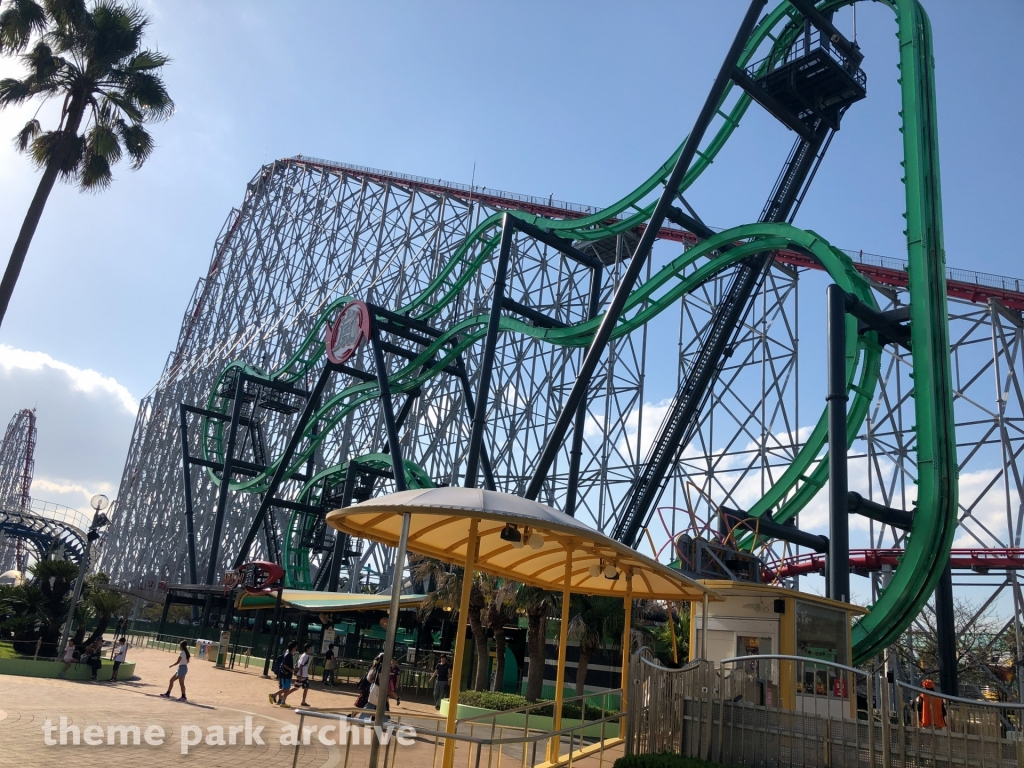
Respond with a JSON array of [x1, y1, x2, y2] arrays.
[[833, 677, 848, 699], [325, 300, 370, 365]]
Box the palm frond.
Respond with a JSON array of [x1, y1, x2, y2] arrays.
[[14, 117, 41, 151], [126, 48, 169, 71], [115, 117, 151, 168], [0, 0, 47, 54], [22, 39, 61, 82], [85, 120, 121, 163], [43, 0, 88, 30], [0, 76, 34, 107], [31, 128, 83, 175], [87, 0, 147, 65], [119, 70, 173, 120]]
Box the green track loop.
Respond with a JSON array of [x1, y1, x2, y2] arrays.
[[201, 1, 955, 665]]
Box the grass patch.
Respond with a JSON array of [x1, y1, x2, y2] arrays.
[[457, 690, 616, 720], [0, 642, 19, 659], [613, 754, 725, 768]]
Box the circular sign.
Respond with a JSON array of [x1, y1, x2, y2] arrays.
[[325, 300, 371, 365]]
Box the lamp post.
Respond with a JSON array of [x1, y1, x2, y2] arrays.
[[58, 494, 110, 657]]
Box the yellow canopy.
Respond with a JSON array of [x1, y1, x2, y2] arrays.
[[326, 487, 718, 601]]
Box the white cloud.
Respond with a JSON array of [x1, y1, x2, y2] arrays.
[[0, 345, 137, 414], [953, 468, 1013, 548], [0, 346, 137, 515]]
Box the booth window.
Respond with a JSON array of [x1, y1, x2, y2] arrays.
[[795, 602, 849, 697]]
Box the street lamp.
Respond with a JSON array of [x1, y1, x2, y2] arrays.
[[58, 494, 111, 657]]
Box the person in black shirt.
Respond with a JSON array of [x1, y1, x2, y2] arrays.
[[269, 642, 297, 706], [429, 654, 451, 710]]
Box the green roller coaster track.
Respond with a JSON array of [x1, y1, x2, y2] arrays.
[[199, 0, 955, 665]]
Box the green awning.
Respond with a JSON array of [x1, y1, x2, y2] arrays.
[[234, 589, 426, 612]]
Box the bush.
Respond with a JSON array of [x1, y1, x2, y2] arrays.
[[457, 690, 616, 720], [613, 754, 724, 768]]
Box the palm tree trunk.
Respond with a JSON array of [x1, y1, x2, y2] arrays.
[[468, 611, 489, 690], [0, 94, 87, 328], [575, 649, 591, 697], [0, 159, 61, 326], [526, 611, 547, 701], [492, 627, 506, 692]]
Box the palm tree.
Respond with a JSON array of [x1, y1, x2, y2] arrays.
[[83, 586, 129, 646], [517, 585, 558, 701], [0, 558, 78, 654], [0, 0, 173, 326], [412, 557, 516, 691], [478, 574, 519, 692], [567, 595, 625, 697]]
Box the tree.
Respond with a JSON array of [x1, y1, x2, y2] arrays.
[[647, 603, 689, 667], [0, 0, 173, 326], [82, 579, 129, 646], [478, 574, 518, 692], [892, 598, 1020, 699], [413, 557, 523, 692], [517, 585, 557, 702], [567, 595, 625, 697], [0, 558, 78, 655]]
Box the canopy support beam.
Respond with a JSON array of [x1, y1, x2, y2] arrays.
[[550, 545, 574, 762], [442, 518, 479, 768], [621, 572, 633, 724]]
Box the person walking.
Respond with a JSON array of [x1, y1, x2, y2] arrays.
[[280, 643, 312, 708], [159, 640, 190, 701], [269, 642, 297, 706], [57, 642, 79, 679], [429, 654, 451, 710], [916, 679, 947, 729], [322, 646, 336, 686], [110, 637, 131, 682], [362, 653, 385, 718], [388, 656, 401, 706]]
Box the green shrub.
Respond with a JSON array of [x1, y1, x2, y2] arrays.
[[613, 754, 724, 768], [457, 690, 616, 720]]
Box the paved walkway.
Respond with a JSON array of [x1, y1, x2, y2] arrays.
[[0, 642, 623, 768], [0, 642, 442, 767]]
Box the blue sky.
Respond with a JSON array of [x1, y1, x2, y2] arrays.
[[0, 0, 1021, 530]]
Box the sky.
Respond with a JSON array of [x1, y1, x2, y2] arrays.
[[0, 0, 1022, 552]]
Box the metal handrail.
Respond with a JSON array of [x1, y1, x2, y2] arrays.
[[292, 708, 624, 746], [638, 649, 1024, 711]]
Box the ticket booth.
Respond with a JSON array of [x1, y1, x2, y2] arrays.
[[689, 581, 867, 717]]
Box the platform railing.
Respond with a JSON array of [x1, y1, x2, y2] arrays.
[[289, 705, 626, 768], [627, 649, 1024, 768]]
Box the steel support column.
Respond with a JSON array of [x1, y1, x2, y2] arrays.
[[934, 563, 959, 695], [826, 284, 850, 603], [205, 372, 246, 585], [565, 264, 603, 517], [231, 364, 336, 570], [525, 0, 768, 501], [465, 213, 515, 489], [367, 311, 410, 768]]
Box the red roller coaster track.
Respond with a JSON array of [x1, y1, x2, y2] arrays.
[[770, 548, 1024, 581]]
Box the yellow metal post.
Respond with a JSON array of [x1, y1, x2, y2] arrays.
[[549, 544, 573, 763], [442, 518, 480, 768], [620, 572, 633, 722]]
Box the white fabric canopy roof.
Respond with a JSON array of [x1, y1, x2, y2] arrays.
[[327, 487, 718, 601]]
